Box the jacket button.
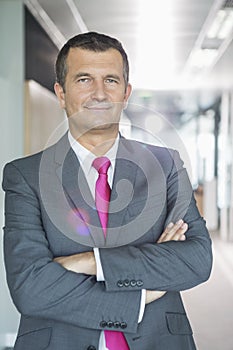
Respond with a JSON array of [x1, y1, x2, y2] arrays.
[[137, 280, 143, 287], [117, 280, 124, 287], [107, 321, 114, 328], [87, 346, 96, 350], [130, 280, 137, 287], [120, 322, 127, 329], [113, 321, 120, 328], [123, 279, 130, 287], [100, 320, 107, 328]]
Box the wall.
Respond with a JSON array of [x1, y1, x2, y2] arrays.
[[0, 1, 24, 348], [24, 80, 67, 155], [25, 7, 58, 93]]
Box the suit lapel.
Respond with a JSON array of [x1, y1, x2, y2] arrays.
[[52, 134, 165, 248], [106, 138, 167, 247], [54, 134, 105, 247], [106, 138, 140, 246]]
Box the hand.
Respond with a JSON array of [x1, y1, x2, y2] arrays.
[[157, 219, 188, 243], [54, 251, 96, 275], [145, 290, 166, 304], [146, 220, 188, 304]]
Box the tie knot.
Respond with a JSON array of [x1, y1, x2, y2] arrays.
[[92, 157, 111, 175]]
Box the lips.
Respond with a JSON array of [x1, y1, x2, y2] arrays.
[[84, 102, 113, 110]]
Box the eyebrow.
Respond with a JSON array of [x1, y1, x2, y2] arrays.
[[73, 72, 121, 81], [73, 72, 92, 81], [105, 74, 121, 81]]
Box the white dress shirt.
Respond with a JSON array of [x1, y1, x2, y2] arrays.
[[68, 131, 145, 350]]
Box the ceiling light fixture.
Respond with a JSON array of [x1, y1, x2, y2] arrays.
[[189, 49, 218, 69], [207, 10, 226, 38], [207, 8, 233, 39], [217, 9, 233, 39], [134, 0, 175, 89], [184, 0, 233, 80]]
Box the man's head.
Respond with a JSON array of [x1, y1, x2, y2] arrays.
[[54, 32, 132, 140], [55, 31, 129, 91]]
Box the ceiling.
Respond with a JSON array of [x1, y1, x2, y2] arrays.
[[24, 0, 233, 91]]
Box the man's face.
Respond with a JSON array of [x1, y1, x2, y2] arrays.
[[54, 47, 131, 136]]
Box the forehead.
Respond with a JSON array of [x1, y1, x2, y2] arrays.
[[66, 47, 124, 74]]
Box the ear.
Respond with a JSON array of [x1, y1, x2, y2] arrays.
[[54, 82, 66, 109], [123, 83, 132, 109]]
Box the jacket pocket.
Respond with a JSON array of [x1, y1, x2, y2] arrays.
[[166, 312, 193, 335], [14, 327, 52, 350]]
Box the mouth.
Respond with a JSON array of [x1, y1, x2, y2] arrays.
[[84, 103, 113, 111]]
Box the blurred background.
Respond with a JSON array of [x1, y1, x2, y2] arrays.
[[1, 0, 233, 349]]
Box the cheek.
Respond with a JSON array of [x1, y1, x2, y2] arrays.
[[67, 90, 89, 105], [64, 92, 77, 108], [60, 97, 66, 109], [64, 92, 88, 118]]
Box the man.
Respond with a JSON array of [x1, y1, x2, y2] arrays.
[[3, 32, 212, 350]]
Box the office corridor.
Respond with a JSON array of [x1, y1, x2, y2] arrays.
[[183, 232, 233, 350], [1, 1, 233, 349]]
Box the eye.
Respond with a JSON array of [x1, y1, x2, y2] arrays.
[[105, 78, 119, 84], [77, 77, 91, 83]]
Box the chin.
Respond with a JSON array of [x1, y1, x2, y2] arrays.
[[88, 116, 120, 130], [89, 122, 117, 131]]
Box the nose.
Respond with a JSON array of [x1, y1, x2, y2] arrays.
[[91, 80, 107, 101]]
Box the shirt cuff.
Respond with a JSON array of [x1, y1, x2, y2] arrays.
[[138, 289, 146, 323], [93, 247, 105, 281]]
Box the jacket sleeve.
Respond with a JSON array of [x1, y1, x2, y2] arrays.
[[2, 162, 141, 334], [99, 150, 213, 293]]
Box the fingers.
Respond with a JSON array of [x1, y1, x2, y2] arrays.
[[157, 219, 188, 243], [145, 290, 167, 304]]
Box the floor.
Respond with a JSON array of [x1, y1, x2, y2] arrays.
[[182, 232, 233, 350]]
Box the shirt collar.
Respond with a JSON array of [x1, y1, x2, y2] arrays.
[[68, 131, 119, 175]]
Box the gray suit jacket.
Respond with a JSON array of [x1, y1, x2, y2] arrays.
[[2, 134, 212, 350]]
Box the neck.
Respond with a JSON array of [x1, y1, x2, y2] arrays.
[[70, 129, 119, 156]]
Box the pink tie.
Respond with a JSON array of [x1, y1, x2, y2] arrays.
[[93, 157, 130, 350], [92, 157, 111, 237]]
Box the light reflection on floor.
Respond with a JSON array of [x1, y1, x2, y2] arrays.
[[182, 232, 233, 350]]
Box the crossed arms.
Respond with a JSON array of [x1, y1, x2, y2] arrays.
[[2, 154, 212, 333], [54, 220, 188, 304]]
